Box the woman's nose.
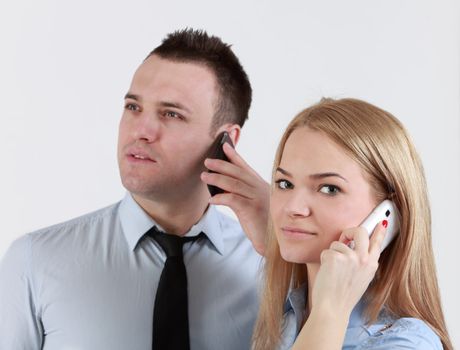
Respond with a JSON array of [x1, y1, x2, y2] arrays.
[[284, 190, 312, 218]]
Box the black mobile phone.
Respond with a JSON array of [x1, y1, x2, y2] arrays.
[[207, 131, 234, 196]]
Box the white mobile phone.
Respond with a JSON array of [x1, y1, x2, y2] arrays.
[[359, 199, 400, 252]]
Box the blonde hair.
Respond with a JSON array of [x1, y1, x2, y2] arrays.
[[252, 98, 452, 350]]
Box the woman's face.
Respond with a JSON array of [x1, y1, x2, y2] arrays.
[[271, 127, 379, 264]]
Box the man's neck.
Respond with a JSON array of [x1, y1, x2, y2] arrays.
[[131, 190, 210, 236]]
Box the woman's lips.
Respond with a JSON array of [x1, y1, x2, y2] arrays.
[[281, 226, 317, 239]]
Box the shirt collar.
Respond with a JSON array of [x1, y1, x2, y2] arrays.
[[348, 297, 367, 327], [284, 283, 307, 333], [119, 192, 224, 254]]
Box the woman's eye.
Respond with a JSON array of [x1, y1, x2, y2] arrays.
[[275, 179, 293, 190], [319, 185, 340, 195], [125, 103, 140, 111]]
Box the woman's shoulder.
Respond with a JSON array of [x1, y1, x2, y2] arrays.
[[352, 317, 443, 350]]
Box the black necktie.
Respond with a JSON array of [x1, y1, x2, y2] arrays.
[[147, 227, 203, 350]]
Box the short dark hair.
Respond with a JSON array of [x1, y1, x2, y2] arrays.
[[147, 28, 252, 131]]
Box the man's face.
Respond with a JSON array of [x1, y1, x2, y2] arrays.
[[117, 55, 219, 201]]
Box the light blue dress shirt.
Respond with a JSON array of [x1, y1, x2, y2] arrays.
[[0, 193, 263, 350], [278, 284, 443, 349]]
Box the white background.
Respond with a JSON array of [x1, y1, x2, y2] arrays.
[[1, 0, 459, 346]]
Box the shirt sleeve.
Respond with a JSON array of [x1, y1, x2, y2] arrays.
[[0, 235, 43, 349], [358, 318, 443, 350]]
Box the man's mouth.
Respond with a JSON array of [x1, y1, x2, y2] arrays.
[[132, 154, 148, 160], [127, 151, 156, 163]]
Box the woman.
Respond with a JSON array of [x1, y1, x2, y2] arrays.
[[252, 98, 452, 349]]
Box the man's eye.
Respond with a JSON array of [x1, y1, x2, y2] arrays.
[[125, 103, 140, 111], [164, 111, 182, 119], [319, 185, 340, 195], [275, 179, 293, 190]]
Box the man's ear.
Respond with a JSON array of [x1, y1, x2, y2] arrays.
[[215, 124, 241, 146], [227, 125, 241, 146]]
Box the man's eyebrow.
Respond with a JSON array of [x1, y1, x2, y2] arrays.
[[276, 167, 348, 182], [123, 94, 191, 114], [124, 93, 140, 101], [159, 101, 191, 114]]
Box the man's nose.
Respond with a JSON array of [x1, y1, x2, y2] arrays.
[[132, 112, 161, 142]]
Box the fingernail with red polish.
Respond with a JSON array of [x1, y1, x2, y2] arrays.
[[382, 220, 388, 228]]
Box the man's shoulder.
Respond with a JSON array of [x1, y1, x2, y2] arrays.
[[211, 207, 251, 244], [25, 201, 121, 244], [213, 207, 242, 232], [211, 207, 262, 258], [1, 202, 122, 273]]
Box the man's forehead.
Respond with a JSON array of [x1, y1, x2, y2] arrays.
[[129, 57, 218, 110], [135, 55, 216, 82]]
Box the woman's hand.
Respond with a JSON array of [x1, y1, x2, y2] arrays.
[[312, 222, 387, 316], [292, 222, 386, 350], [200, 143, 270, 256]]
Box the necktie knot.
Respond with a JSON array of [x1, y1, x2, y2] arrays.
[[147, 226, 203, 258]]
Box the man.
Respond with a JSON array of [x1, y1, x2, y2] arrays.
[[0, 29, 269, 349]]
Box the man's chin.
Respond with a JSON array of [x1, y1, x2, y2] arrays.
[[122, 179, 183, 202], [121, 171, 207, 201], [121, 177, 158, 196]]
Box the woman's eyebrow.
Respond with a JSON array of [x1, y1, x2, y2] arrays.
[[276, 167, 292, 176], [276, 167, 348, 182], [309, 172, 348, 182]]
